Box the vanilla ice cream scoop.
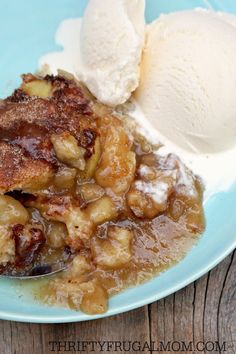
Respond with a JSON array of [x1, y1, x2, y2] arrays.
[[80, 0, 145, 106], [135, 10, 236, 153]]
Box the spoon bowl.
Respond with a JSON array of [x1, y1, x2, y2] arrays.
[[0, 261, 70, 279], [0, 248, 75, 280]]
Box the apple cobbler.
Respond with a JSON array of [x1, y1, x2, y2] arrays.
[[0, 73, 205, 314]]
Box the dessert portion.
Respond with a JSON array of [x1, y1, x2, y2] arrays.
[[0, 74, 204, 314], [1, 0, 235, 316], [135, 10, 236, 153]]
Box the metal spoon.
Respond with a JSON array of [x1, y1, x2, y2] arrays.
[[0, 251, 74, 280], [0, 262, 69, 280]]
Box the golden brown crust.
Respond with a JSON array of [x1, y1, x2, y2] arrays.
[[0, 141, 54, 193], [0, 75, 97, 194]]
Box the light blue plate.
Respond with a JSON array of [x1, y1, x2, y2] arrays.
[[0, 0, 235, 323]]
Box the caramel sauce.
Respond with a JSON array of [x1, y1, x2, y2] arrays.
[[36, 191, 204, 314], [36, 148, 204, 313], [0, 122, 57, 165]]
